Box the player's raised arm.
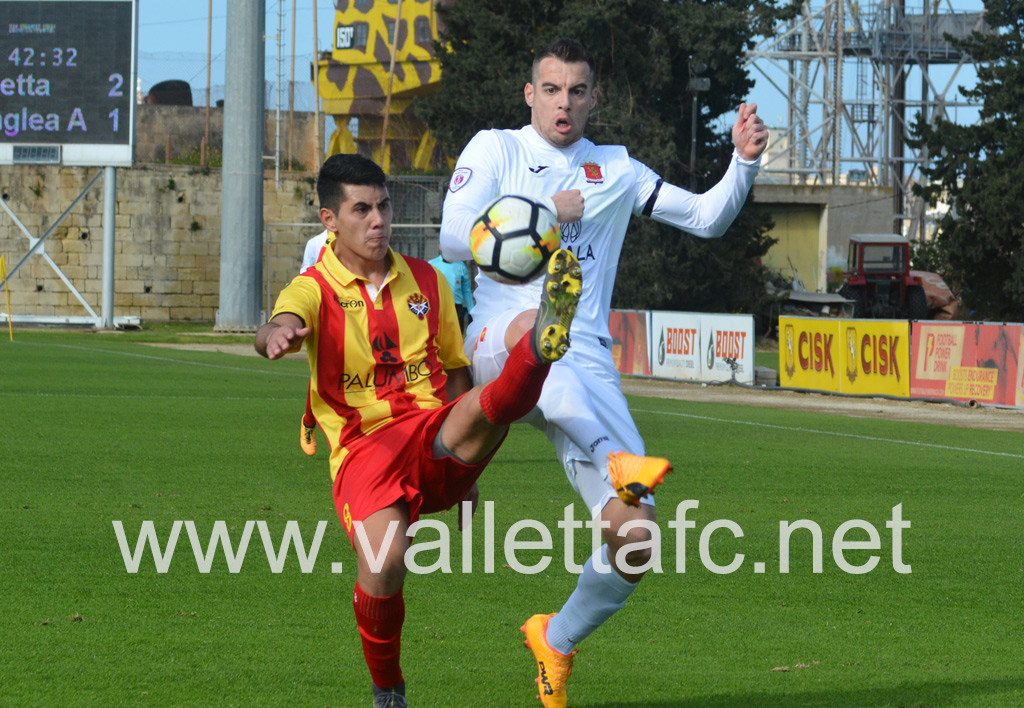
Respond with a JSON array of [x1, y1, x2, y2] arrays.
[[638, 101, 764, 239], [732, 102, 769, 162], [255, 314, 310, 360]]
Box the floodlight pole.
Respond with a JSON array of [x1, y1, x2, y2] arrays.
[[687, 65, 710, 192], [101, 166, 116, 328]]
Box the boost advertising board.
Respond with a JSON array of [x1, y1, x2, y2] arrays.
[[700, 315, 755, 383], [651, 312, 754, 383], [651, 311, 702, 381]]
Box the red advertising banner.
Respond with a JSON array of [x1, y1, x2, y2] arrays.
[[609, 310, 652, 376], [911, 322, 1024, 407]]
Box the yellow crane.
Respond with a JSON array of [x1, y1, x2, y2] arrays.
[[317, 0, 442, 171]]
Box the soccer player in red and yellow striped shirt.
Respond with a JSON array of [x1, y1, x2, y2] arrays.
[[255, 154, 582, 708]]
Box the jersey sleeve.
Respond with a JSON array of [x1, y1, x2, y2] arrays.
[[636, 150, 760, 239], [271, 274, 322, 330], [439, 131, 505, 263]]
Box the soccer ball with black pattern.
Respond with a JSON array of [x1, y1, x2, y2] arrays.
[[470, 195, 561, 284]]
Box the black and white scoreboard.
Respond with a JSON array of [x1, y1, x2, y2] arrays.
[[0, 0, 137, 166]]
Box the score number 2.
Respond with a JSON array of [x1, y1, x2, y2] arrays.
[[108, 73, 124, 131]]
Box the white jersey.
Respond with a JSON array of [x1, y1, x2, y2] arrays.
[[301, 230, 330, 272], [440, 125, 759, 344]]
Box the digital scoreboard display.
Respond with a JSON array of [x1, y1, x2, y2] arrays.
[[0, 0, 137, 166]]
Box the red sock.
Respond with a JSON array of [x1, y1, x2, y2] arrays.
[[352, 583, 405, 690], [302, 384, 315, 428], [479, 334, 550, 425]]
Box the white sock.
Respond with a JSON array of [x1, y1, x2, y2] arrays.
[[545, 545, 638, 654]]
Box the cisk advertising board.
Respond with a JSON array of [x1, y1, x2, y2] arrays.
[[779, 317, 910, 397], [651, 313, 754, 383]]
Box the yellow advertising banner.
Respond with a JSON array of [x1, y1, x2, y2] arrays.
[[839, 320, 910, 397], [779, 317, 842, 392], [780, 317, 911, 396]]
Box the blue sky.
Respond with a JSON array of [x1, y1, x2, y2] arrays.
[[137, 1, 988, 132]]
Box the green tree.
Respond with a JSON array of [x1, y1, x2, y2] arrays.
[[910, 0, 1024, 321], [419, 0, 795, 318]]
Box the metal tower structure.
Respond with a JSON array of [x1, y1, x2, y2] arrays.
[[745, 0, 990, 238]]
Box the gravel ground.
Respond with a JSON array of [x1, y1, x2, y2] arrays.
[[620, 377, 1023, 433]]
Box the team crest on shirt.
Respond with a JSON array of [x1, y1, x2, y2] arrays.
[[407, 293, 430, 319], [342, 503, 353, 534], [449, 167, 472, 192], [582, 162, 604, 184]]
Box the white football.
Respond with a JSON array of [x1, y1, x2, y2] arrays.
[[469, 195, 560, 284]]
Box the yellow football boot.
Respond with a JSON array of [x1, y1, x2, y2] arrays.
[[607, 451, 672, 506], [521, 613, 577, 708]]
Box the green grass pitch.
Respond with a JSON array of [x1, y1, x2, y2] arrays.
[[1, 330, 1022, 707]]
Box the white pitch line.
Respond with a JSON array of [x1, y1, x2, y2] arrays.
[[0, 391, 300, 403], [12, 340, 307, 378], [12, 341, 1021, 459], [633, 407, 1024, 460]]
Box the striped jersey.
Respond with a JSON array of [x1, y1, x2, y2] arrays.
[[272, 244, 469, 479]]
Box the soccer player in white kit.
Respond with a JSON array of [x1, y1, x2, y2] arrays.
[[439, 39, 768, 707]]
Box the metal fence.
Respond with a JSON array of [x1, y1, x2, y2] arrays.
[[263, 174, 448, 313]]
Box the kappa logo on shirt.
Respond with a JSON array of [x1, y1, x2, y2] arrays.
[[407, 293, 430, 320], [448, 167, 472, 193], [582, 162, 604, 184]]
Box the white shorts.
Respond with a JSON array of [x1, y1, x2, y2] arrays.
[[467, 308, 654, 517]]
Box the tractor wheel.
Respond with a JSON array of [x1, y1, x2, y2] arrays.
[[907, 286, 929, 320], [839, 283, 866, 317]]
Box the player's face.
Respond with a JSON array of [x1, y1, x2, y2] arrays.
[[321, 184, 392, 271], [525, 57, 597, 148]]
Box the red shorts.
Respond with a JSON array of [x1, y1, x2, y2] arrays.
[[332, 400, 503, 543]]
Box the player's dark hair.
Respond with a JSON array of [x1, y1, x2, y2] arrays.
[[532, 39, 596, 83], [316, 153, 387, 212]]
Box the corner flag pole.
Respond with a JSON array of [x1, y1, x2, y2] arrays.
[[0, 254, 12, 341]]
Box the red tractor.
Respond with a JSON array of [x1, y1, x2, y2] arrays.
[[838, 234, 929, 320]]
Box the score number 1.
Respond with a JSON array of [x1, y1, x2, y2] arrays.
[[108, 73, 123, 131]]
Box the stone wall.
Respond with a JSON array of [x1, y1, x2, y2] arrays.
[[134, 104, 323, 171], [0, 164, 444, 323], [0, 164, 319, 322]]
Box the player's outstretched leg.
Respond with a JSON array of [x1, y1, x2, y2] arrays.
[[479, 249, 582, 427], [522, 613, 577, 708], [532, 249, 582, 364], [607, 451, 672, 506]]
